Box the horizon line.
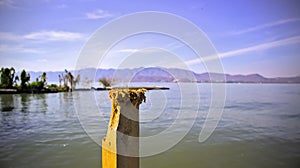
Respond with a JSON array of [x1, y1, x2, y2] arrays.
[[7, 66, 299, 79]]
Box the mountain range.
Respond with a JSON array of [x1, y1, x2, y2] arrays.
[[23, 67, 300, 84]]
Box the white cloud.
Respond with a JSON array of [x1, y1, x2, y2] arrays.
[[0, 30, 85, 55], [0, 31, 86, 42], [186, 35, 300, 65], [166, 42, 186, 50], [23, 31, 85, 42], [0, 44, 45, 54], [0, 0, 14, 6], [0, 32, 22, 41], [114, 49, 139, 53], [113, 48, 166, 54], [231, 18, 300, 35], [85, 9, 113, 19]]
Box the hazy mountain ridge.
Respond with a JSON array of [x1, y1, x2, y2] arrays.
[[23, 67, 300, 84]]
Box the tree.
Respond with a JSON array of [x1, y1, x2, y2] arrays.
[[41, 72, 46, 83], [62, 70, 79, 91], [73, 74, 80, 89], [65, 71, 74, 91], [58, 74, 63, 86], [4, 68, 11, 88], [99, 78, 112, 88], [0, 67, 15, 88], [30, 72, 47, 90], [10, 67, 15, 87], [41, 72, 47, 87], [14, 75, 19, 86], [20, 69, 30, 90]]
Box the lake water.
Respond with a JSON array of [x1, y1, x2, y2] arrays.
[[0, 83, 299, 168]]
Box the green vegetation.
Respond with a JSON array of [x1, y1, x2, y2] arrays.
[[20, 69, 30, 90], [0, 67, 16, 89], [0, 67, 80, 93]]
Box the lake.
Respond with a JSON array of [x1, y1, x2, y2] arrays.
[[0, 83, 299, 168]]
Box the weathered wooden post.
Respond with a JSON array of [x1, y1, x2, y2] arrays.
[[102, 88, 147, 168]]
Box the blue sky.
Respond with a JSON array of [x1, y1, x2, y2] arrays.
[[0, 0, 299, 77]]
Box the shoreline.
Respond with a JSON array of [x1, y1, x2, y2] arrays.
[[0, 88, 60, 94], [1, 82, 299, 95]]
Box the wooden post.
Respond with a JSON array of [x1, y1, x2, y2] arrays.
[[102, 88, 147, 168]]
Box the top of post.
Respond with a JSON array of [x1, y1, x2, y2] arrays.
[[109, 88, 147, 106]]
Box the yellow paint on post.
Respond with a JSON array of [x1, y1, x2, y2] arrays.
[[102, 94, 119, 168], [102, 89, 146, 168]]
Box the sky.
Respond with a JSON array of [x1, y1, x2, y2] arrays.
[[0, 0, 300, 77]]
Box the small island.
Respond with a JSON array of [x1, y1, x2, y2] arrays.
[[0, 67, 79, 94]]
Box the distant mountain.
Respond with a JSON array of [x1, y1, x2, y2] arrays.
[[23, 67, 300, 84]]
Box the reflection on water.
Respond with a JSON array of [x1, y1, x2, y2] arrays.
[[33, 94, 47, 113], [21, 94, 29, 112], [60, 92, 73, 117], [0, 92, 101, 168], [0, 94, 15, 112], [0, 84, 299, 168], [0, 94, 48, 113]]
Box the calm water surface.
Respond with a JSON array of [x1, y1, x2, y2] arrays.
[[0, 83, 299, 168]]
